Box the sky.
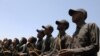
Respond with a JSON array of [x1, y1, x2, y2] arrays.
[[0, 0, 100, 40]]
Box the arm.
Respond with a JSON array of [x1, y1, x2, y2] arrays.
[[41, 40, 45, 53]]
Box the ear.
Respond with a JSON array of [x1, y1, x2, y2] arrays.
[[79, 12, 85, 20]]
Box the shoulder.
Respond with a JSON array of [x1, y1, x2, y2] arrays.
[[65, 34, 71, 39], [87, 23, 98, 27], [87, 23, 99, 29], [51, 36, 55, 40], [54, 37, 60, 43], [85, 23, 100, 34]]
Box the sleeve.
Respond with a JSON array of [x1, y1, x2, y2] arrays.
[[48, 37, 61, 55], [65, 35, 72, 49], [48, 38, 56, 56], [70, 23, 99, 54], [41, 40, 45, 52], [50, 37, 55, 51]]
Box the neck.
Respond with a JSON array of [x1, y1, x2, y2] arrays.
[[76, 21, 86, 28], [59, 31, 65, 36], [47, 34, 52, 37], [38, 38, 42, 41]]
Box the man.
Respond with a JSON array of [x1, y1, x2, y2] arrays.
[[36, 29, 45, 52], [3, 39, 13, 56], [27, 36, 37, 50], [18, 37, 27, 53], [60, 8, 99, 56], [12, 38, 19, 56], [55, 19, 71, 49], [51, 19, 71, 56], [41, 25, 55, 55], [0, 40, 3, 56], [27, 36, 39, 56], [17, 37, 29, 56]]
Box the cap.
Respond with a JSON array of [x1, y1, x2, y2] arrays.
[[56, 19, 69, 29], [42, 25, 53, 31], [28, 36, 37, 43], [36, 29, 44, 33], [56, 19, 69, 25], [69, 8, 87, 19]]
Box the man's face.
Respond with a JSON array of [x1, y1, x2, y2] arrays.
[[57, 23, 66, 31], [28, 38, 32, 43], [37, 32, 44, 38], [13, 39, 17, 45], [72, 12, 84, 23], [44, 28, 51, 35]]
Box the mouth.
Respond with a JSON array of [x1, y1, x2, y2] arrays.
[[72, 18, 79, 22]]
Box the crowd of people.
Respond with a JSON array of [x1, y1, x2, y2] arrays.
[[0, 8, 99, 56]]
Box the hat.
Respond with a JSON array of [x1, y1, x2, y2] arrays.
[[28, 36, 37, 43], [69, 8, 87, 19], [36, 29, 44, 33], [42, 25, 53, 31], [56, 19, 69, 29], [56, 19, 69, 25]]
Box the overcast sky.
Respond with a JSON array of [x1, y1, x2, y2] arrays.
[[0, 0, 100, 40]]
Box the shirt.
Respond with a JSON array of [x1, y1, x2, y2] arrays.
[[71, 23, 99, 56]]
